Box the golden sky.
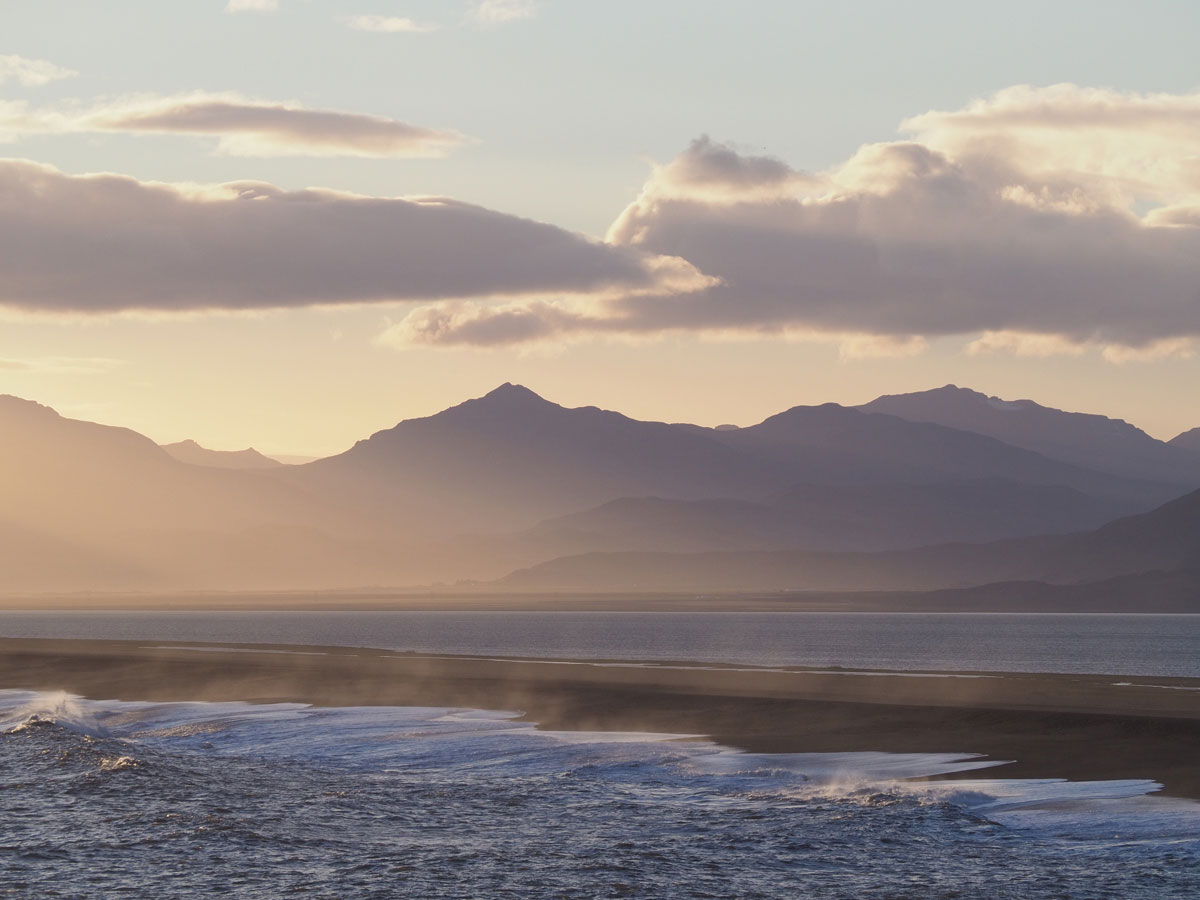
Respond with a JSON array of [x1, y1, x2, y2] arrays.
[[3, 2, 1200, 454]]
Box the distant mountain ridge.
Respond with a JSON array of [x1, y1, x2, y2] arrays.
[[859, 385, 1200, 486], [162, 439, 284, 469], [3, 384, 1199, 599], [289, 383, 1178, 537], [292, 382, 782, 533]]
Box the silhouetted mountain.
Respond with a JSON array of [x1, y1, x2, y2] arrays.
[[295, 385, 1174, 537], [4, 386, 1196, 599], [293, 383, 781, 533], [0, 395, 386, 591], [523, 479, 1130, 554], [705, 402, 1176, 506], [1170, 427, 1200, 453], [859, 385, 1200, 485], [162, 439, 283, 469]]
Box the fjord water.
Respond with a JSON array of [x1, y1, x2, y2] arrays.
[[2, 610, 1199, 676], [3, 690, 1198, 899]]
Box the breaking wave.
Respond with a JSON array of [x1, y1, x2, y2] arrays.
[[1, 689, 1197, 898]]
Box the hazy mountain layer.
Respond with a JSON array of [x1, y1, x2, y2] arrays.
[[162, 440, 284, 469], [3, 385, 1198, 596], [523, 479, 1131, 554], [291, 383, 795, 534], [290, 384, 1177, 537], [500, 487, 1200, 594]]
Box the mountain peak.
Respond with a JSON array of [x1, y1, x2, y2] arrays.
[[481, 382, 545, 404], [161, 439, 283, 469], [859, 384, 1200, 485], [450, 383, 558, 418]]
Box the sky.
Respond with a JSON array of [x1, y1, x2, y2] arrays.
[[3, 0, 1200, 456]]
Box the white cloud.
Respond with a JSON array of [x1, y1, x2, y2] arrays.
[[0, 160, 706, 316], [347, 15, 439, 33], [1101, 338, 1197, 364], [396, 88, 1200, 352], [0, 92, 467, 158], [901, 83, 1200, 212], [967, 331, 1088, 358], [225, 0, 279, 12], [0, 55, 77, 87], [467, 0, 536, 27]]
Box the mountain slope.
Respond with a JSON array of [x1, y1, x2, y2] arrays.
[[294, 385, 1176, 538], [860, 385, 1200, 485], [500, 487, 1200, 593], [0, 395, 394, 591], [293, 383, 784, 533], [707, 402, 1176, 506], [1034, 487, 1200, 582], [1170, 427, 1200, 453], [523, 479, 1131, 554]]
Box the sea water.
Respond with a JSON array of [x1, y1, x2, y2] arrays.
[[2, 690, 1197, 899], [2, 611, 1198, 676]]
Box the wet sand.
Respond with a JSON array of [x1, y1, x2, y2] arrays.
[[3, 637, 1198, 798]]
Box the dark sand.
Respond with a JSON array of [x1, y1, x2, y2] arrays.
[[3, 637, 1198, 799]]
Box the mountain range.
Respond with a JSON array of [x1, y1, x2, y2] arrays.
[[2, 384, 1199, 605]]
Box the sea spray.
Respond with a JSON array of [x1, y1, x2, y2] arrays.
[[1, 690, 1197, 898], [0, 690, 110, 738]]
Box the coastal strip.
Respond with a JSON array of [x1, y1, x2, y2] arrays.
[[3, 637, 1198, 798]]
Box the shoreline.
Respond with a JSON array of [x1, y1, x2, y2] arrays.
[[3, 637, 1199, 800]]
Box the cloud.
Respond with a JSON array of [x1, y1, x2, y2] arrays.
[[0, 356, 126, 375], [467, 0, 536, 27], [0, 159, 706, 315], [395, 89, 1200, 353], [0, 55, 77, 87], [226, 0, 279, 12], [0, 92, 467, 158], [347, 15, 439, 33], [966, 331, 1088, 358], [900, 84, 1200, 211], [1101, 337, 1196, 364], [634, 135, 817, 203], [380, 300, 610, 348]]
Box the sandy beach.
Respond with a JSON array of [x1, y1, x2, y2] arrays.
[[3, 636, 1198, 799]]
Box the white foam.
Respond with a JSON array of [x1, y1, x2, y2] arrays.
[[0, 690, 110, 738], [2, 688, 1196, 843]]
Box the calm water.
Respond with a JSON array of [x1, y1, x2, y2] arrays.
[[2, 690, 1198, 899], [2, 611, 1199, 676]]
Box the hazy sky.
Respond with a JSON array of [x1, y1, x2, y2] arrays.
[[4, 1, 1200, 455]]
